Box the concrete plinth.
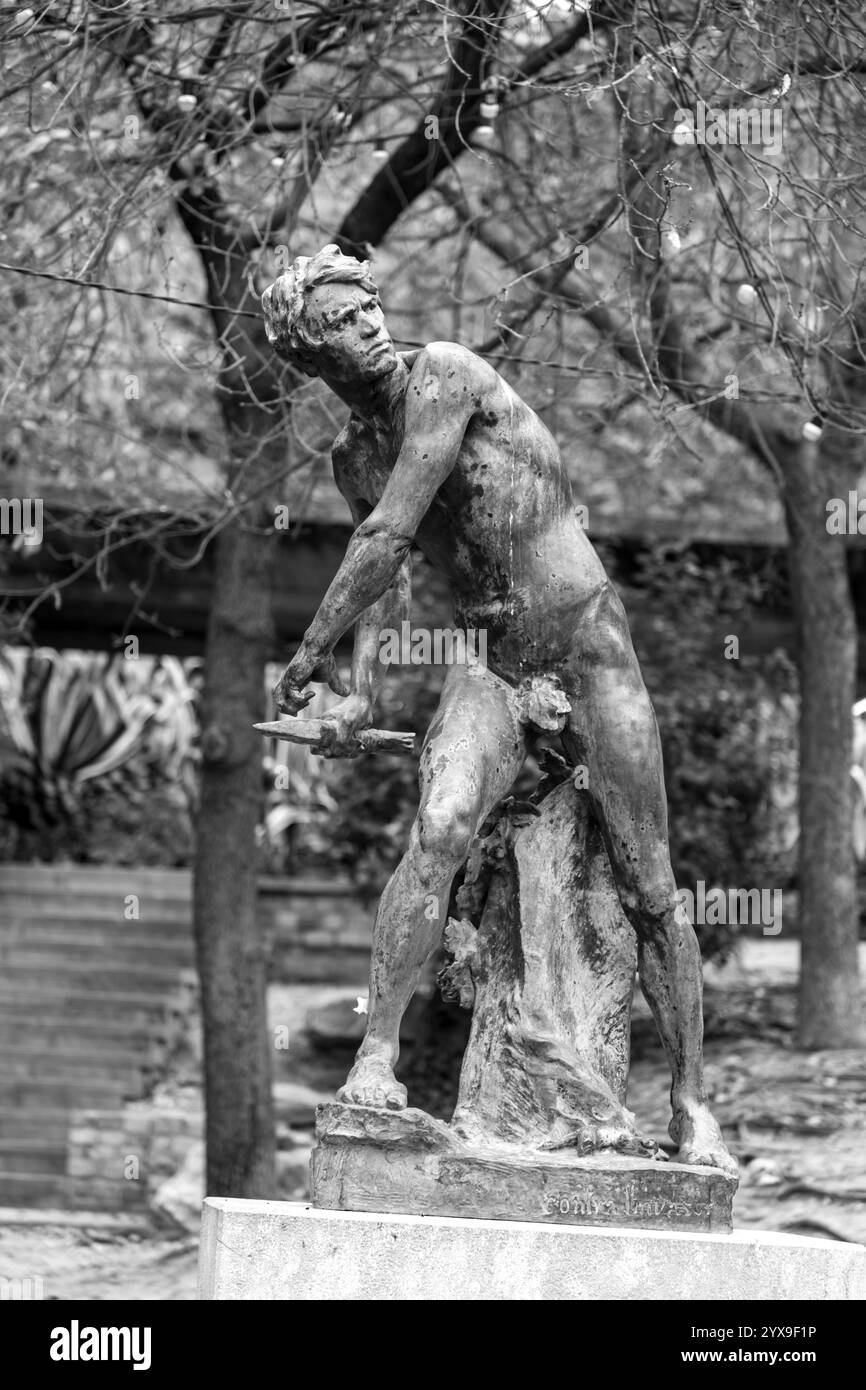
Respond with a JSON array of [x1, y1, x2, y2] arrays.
[[198, 1199, 866, 1301]]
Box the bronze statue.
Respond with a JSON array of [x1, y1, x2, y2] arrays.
[[261, 244, 737, 1188]]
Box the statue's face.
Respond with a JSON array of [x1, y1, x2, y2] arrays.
[[303, 283, 399, 383]]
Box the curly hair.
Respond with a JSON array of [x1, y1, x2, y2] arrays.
[[261, 243, 379, 375]]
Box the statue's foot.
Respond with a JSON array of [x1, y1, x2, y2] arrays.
[[670, 1099, 738, 1178], [336, 1055, 407, 1111]]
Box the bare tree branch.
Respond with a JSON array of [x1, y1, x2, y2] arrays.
[[334, 0, 625, 256]]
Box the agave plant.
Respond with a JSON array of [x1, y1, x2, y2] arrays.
[[116, 654, 202, 809], [0, 647, 156, 827]]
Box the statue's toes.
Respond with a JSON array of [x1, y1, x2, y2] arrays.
[[336, 1066, 407, 1111], [375, 1078, 408, 1112], [335, 1081, 379, 1108], [679, 1143, 738, 1178]]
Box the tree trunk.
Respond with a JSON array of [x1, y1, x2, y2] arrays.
[[194, 497, 277, 1196], [188, 250, 288, 1193], [784, 438, 863, 1048]]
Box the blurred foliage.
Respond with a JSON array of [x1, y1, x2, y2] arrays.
[[623, 545, 798, 961], [0, 648, 199, 864]]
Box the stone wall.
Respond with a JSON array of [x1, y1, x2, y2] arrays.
[[66, 1103, 204, 1212]]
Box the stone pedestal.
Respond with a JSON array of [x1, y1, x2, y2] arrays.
[[310, 1103, 735, 1234], [199, 1199, 866, 1301]]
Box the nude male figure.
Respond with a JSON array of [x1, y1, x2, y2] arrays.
[[262, 245, 736, 1176]]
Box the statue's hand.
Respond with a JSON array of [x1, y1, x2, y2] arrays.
[[313, 692, 374, 759], [273, 655, 315, 716], [273, 649, 350, 716], [310, 653, 350, 698]]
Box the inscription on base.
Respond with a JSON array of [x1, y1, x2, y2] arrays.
[[542, 1183, 712, 1222]]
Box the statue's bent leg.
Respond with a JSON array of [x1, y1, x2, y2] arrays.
[[338, 663, 525, 1110], [565, 583, 737, 1176]]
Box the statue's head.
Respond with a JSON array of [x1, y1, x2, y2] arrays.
[[261, 244, 399, 383]]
